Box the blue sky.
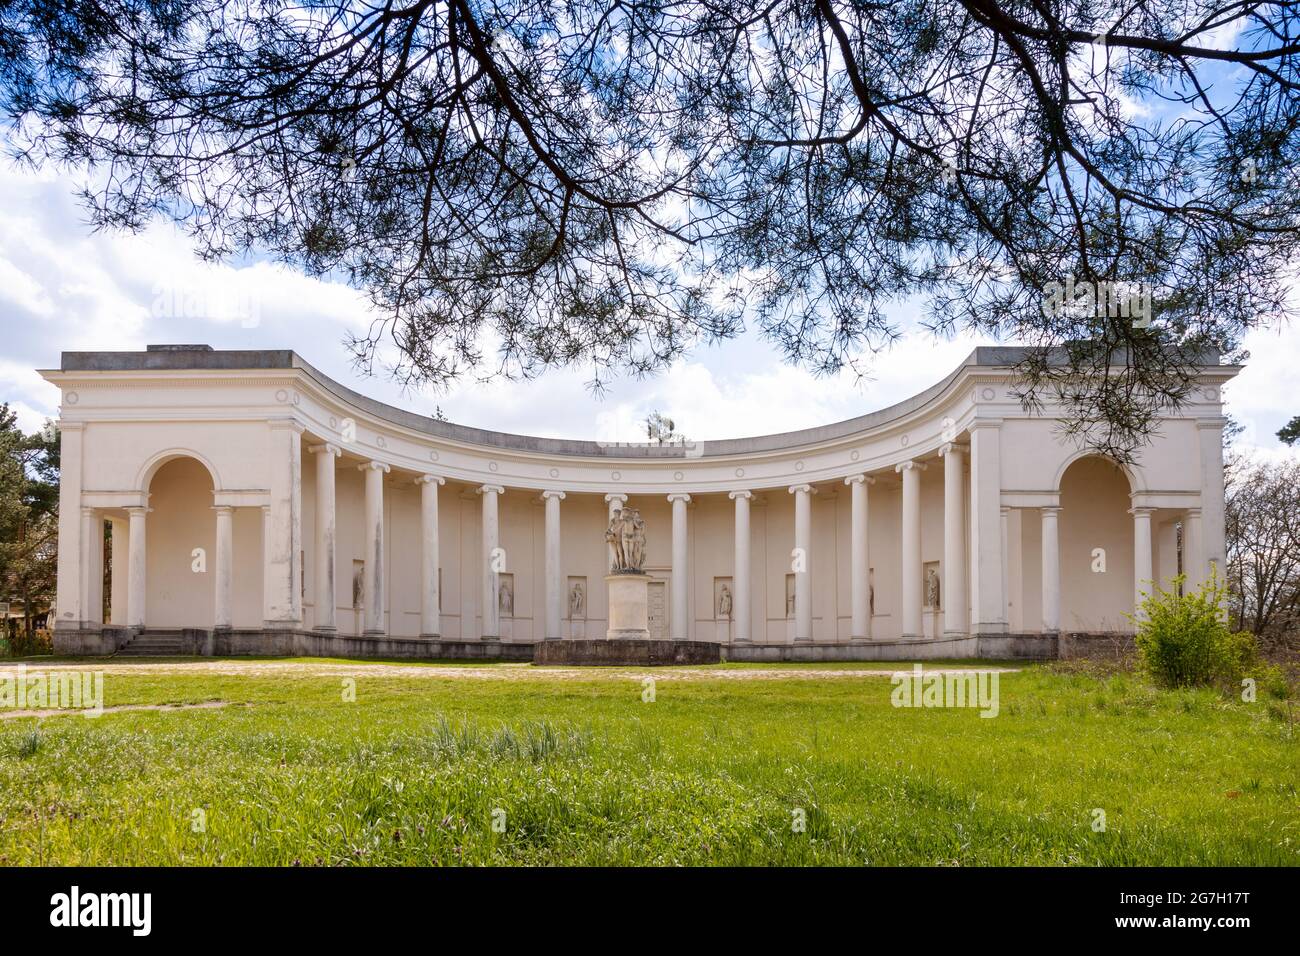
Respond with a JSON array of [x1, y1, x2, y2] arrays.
[[1, 157, 1297, 460]]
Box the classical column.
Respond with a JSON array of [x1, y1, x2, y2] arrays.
[[940, 443, 967, 636], [969, 421, 1006, 633], [604, 493, 627, 571], [1041, 506, 1061, 634], [789, 484, 813, 643], [668, 493, 691, 641], [1156, 518, 1179, 590], [126, 505, 148, 628], [310, 443, 341, 631], [80, 507, 102, 625], [416, 475, 444, 638], [845, 475, 873, 641], [53, 423, 86, 628], [1183, 508, 1204, 590], [1001, 506, 1011, 627], [264, 419, 304, 628], [261, 504, 271, 615], [480, 484, 504, 640], [730, 490, 753, 643], [109, 516, 128, 626], [1198, 418, 1227, 586], [896, 462, 925, 639], [1132, 506, 1155, 619], [360, 461, 390, 635], [542, 490, 565, 640], [213, 505, 233, 629]]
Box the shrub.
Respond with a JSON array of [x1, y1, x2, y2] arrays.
[[1133, 573, 1252, 688]]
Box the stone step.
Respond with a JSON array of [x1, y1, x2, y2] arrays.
[[115, 631, 191, 656]]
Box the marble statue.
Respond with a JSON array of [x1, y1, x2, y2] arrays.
[[606, 508, 647, 573], [569, 581, 585, 618], [925, 567, 940, 609], [499, 578, 514, 616], [717, 583, 732, 619]]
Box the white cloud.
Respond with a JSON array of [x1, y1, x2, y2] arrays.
[[0, 158, 1295, 463]]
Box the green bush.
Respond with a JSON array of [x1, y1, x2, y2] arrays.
[[1132, 573, 1252, 688]]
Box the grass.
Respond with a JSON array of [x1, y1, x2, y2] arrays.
[[0, 658, 1295, 865]]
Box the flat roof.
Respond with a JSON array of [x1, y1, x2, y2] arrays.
[[52, 345, 1233, 459]]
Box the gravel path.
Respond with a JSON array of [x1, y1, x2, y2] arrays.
[[1, 660, 1018, 682]]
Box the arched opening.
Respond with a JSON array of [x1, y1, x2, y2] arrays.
[[145, 456, 216, 628], [1059, 455, 1135, 631]]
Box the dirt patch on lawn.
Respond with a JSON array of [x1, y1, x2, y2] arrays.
[[4, 660, 1017, 682], [0, 700, 232, 720]]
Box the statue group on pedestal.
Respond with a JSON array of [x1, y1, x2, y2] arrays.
[[606, 507, 647, 573]]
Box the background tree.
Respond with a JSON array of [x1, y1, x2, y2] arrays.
[[1278, 416, 1300, 446], [645, 411, 684, 445], [1225, 456, 1300, 643], [3, 0, 1298, 458], [0, 408, 60, 647]]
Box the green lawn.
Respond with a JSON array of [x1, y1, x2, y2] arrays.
[[0, 658, 1295, 865]]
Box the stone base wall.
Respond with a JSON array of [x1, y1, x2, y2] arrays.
[[534, 639, 721, 666], [1056, 631, 1137, 662], [55, 627, 534, 661], [52, 627, 1132, 663], [51, 626, 130, 656]]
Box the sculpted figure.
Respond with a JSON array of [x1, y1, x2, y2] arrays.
[[605, 509, 627, 571], [569, 581, 585, 618], [606, 507, 647, 572], [718, 584, 733, 618], [625, 510, 647, 571], [925, 568, 940, 609], [499, 579, 514, 616]]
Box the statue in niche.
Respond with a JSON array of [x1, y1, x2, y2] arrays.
[[569, 581, 585, 618], [717, 584, 732, 619], [499, 578, 514, 617], [352, 564, 364, 609], [869, 580, 875, 616], [925, 567, 941, 609], [606, 508, 647, 573]]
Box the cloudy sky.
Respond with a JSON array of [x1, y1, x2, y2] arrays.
[[2, 157, 1297, 461]]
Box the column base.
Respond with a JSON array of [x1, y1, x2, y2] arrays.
[[849, 635, 869, 644], [793, 637, 813, 644], [481, 635, 500, 642], [419, 632, 442, 640], [314, 625, 338, 634], [363, 628, 386, 637]]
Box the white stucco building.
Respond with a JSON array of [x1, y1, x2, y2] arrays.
[[42, 345, 1236, 660]]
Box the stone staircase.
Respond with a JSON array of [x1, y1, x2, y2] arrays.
[[115, 630, 190, 657]]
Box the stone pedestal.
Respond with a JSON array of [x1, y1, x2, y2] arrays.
[[606, 572, 651, 640]]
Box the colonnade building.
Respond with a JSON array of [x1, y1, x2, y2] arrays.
[[42, 345, 1235, 659]]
